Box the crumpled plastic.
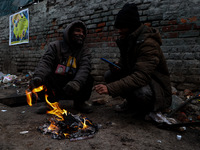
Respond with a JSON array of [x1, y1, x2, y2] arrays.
[[3, 74, 17, 83], [146, 112, 177, 125]]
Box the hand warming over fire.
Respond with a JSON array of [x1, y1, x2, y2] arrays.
[[29, 77, 42, 90], [94, 84, 109, 95]]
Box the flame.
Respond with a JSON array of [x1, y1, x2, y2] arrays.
[[44, 95, 72, 137], [45, 94, 67, 121], [26, 90, 32, 106], [26, 85, 96, 139], [63, 133, 70, 138], [81, 117, 93, 130], [26, 85, 44, 106], [32, 85, 44, 92], [82, 118, 88, 130], [48, 121, 59, 131]]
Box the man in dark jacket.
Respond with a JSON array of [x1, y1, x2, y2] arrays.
[[95, 3, 172, 115], [30, 20, 93, 113]]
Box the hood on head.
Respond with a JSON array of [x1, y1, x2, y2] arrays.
[[63, 20, 87, 46]]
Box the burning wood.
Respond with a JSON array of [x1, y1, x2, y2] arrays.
[[38, 112, 98, 140], [26, 85, 98, 141]]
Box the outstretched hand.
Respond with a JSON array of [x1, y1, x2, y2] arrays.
[[94, 84, 109, 95], [29, 77, 42, 90]]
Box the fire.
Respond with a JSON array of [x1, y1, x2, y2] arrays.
[[45, 94, 67, 121], [26, 85, 98, 140], [32, 85, 44, 93], [26, 90, 32, 106], [26, 85, 44, 106], [82, 118, 87, 130], [48, 121, 59, 131]]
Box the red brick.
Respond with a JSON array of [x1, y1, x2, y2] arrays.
[[94, 38, 101, 42], [40, 43, 46, 50], [97, 22, 106, 28], [86, 38, 95, 43], [144, 23, 151, 27], [108, 31, 116, 36], [174, 24, 192, 31], [181, 18, 187, 23], [87, 43, 101, 48], [33, 36, 37, 40], [88, 29, 94, 34], [87, 33, 97, 38], [167, 32, 178, 38], [162, 26, 172, 32], [98, 32, 103, 37], [57, 37, 62, 40], [168, 20, 177, 25], [194, 24, 200, 29], [107, 37, 113, 41], [102, 37, 107, 41], [53, 33, 59, 37], [107, 42, 117, 47], [188, 16, 197, 22], [95, 28, 102, 33]]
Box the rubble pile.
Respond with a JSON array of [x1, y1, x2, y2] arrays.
[[0, 71, 32, 95], [169, 87, 200, 123]]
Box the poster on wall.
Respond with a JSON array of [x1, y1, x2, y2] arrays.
[[9, 8, 29, 46]]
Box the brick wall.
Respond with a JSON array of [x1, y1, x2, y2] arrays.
[[0, 0, 199, 91]]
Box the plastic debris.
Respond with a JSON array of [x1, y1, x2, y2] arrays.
[[147, 112, 177, 125], [176, 135, 182, 140], [21, 111, 25, 114], [157, 140, 162, 143], [179, 126, 186, 131], [3, 74, 17, 83], [20, 131, 29, 134], [1, 110, 7, 112]]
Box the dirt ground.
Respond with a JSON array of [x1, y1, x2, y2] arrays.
[[0, 90, 200, 150]]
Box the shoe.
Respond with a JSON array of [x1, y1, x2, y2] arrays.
[[35, 104, 51, 114], [115, 101, 149, 118], [114, 101, 129, 112], [74, 101, 93, 114]]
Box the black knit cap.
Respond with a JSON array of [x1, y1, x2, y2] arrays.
[[114, 2, 141, 30]]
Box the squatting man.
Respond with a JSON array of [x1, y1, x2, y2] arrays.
[[30, 20, 93, 114], [94, 2, 172, 116]]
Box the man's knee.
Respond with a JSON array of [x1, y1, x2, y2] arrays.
[[127, 85, 154, 110], [133, 85, 153, 99], [104, 70, 112, 83]]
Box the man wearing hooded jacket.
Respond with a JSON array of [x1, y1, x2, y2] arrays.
[[95, 3, 172, 115], [31, 20, 93, 113]]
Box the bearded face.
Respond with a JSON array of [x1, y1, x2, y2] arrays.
[[71, 27, 85, 46], [117, 28, 130, 40]]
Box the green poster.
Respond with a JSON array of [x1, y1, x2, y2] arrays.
[[9, 8, 29, 45]]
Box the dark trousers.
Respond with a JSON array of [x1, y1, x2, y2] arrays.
[[38, 74, 94, 103], [105, 70, 154, 113]]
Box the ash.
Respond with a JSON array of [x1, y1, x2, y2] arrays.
[[38, 113, 99, 140]]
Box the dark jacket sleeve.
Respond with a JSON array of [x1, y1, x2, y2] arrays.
[[34, 42, 58, 81], [107, 41, 160, 97], [73, 47, 91, 86]]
